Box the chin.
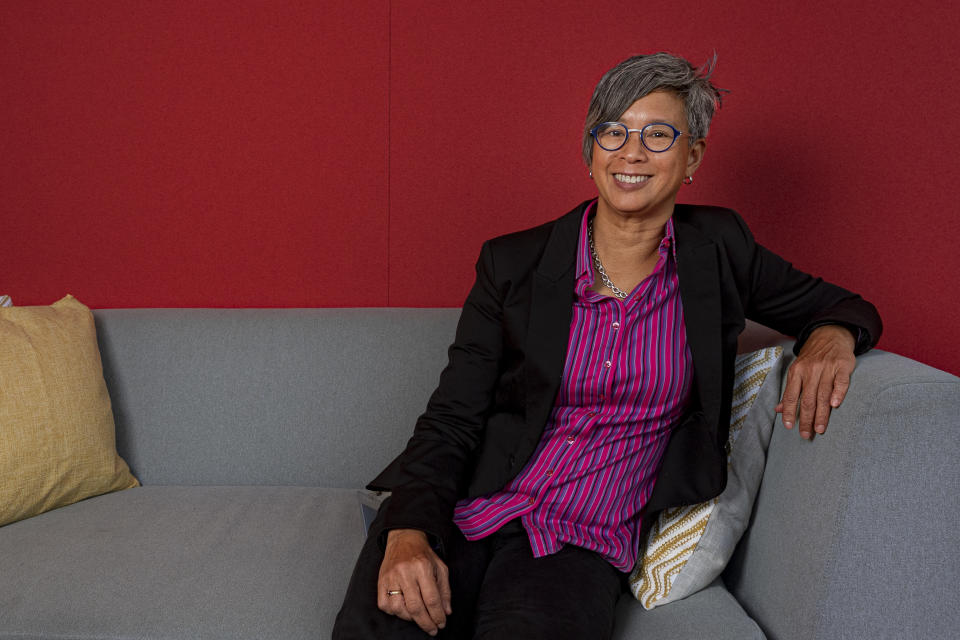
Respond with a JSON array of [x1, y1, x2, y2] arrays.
[[602, 196, 668, 219]]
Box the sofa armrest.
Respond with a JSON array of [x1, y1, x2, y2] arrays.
[[725, 349, 960, 640]]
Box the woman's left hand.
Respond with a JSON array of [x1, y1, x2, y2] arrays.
[[776, 324, 857, 439]]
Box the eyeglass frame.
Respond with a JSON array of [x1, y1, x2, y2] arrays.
[[589, 121, 689, 153]]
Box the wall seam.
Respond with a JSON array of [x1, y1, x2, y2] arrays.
[[386, 0, 392, 306]]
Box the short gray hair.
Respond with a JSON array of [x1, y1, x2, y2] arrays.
[[582, 52, 725, 165]]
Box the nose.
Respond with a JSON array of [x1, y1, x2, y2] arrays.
[[619, 129, 649, 160]]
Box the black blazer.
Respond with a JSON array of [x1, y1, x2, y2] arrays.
[[369, 200, 881, 552]]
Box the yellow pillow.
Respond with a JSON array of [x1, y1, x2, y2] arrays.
[[0, 295, 139, 527]]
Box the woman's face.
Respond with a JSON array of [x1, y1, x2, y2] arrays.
[[590, 90, 705, 223]]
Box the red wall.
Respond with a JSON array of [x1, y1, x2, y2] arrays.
[[3, 1, 958, 375]]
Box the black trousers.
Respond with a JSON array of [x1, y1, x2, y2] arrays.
[[333, 513, 624, 640]]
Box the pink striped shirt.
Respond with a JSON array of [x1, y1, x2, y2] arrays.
[[453, 203, 693, 571]]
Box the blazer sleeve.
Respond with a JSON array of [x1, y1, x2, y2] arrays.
[[367, 240, 507, 553], [728, 211, 882, 354]]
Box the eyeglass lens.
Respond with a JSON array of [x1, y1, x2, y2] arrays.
[[595, 123, 678, 152]]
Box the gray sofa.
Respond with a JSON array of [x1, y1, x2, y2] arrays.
[[1, 308, 957, 639]]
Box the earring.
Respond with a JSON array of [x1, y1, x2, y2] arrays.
[[683, 176, 693, 185], [589, 170, 593, 178]]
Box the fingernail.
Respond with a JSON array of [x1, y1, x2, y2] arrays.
[[784, 421, 793, 429], [801, 431, 810, 440], [815, 425, 825, 433]]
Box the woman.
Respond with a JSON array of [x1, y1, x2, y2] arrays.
[[333, 52, 881, 639]]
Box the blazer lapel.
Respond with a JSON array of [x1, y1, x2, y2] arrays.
[[674, 218, 723, 423], [521, 204, 583, 453], [642, 214, 727, 516]]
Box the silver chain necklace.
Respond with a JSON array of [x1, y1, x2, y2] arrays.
[[587, 218, 628, 299]]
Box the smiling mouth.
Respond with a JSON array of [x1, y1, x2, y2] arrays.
[[614, 174, 650, 184]]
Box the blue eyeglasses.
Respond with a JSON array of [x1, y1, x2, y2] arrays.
[[589, 122, 687, 153]]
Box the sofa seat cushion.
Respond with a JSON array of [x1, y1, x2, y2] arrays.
[[1, 484, 762, 639], [0, 486, 364, 640], [613, 577, 766, 639]]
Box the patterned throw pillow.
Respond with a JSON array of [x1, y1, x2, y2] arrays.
[[629, 346, 785, 608], [0, 295, 139, 527]]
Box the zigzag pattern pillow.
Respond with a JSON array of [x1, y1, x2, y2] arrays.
[[630, 345, 784, 608]]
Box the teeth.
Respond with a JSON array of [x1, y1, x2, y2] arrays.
[[614, 174, 650, 184]]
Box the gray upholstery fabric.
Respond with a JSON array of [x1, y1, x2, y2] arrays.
[[0, 486, 363, 640], [93, 308, 460, 488], [725, 350, 960, 640], [614, 578, 765, 639]]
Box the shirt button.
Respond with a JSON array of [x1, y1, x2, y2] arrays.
[[588, 411, 597, 417], [566, 435, 576, 444], [545, 469, 554, 476], [527, 497, 535, 505], [604, 360, 612, 368], [612, 321, 620, 330]]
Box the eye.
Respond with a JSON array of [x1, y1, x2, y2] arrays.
[[599, 125, 625, 138], [644, 125, 674, 139]]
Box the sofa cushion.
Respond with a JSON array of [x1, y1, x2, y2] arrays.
[[0, 485, 761, 640], [630, 346, 784, 608], [0, 486, 365, 640], [614, 577, 765, 639], [93, 307, 460, 488], [0, 295, 138, 527]]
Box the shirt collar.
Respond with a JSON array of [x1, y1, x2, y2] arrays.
[[575, 200, 678, 284]]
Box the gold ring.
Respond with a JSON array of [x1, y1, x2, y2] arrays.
[[386, 589, 402, 596]]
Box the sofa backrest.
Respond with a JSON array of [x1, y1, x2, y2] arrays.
[[94, 309, 789, 489], [94, 308, 460, 488]]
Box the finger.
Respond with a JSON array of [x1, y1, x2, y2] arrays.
[[797, 378, 819, 440], [830, 365, 852, 408], [779, 366, 803, 429], [437, 560, 453, 615], [393, 599, 414, 622], [813, 370, 834, 434], [794, 363, 823, 439], [417, 565, 449, 632], [377, 578, 412, 620], [376, 576, 392, 614], [402, 585, 440, 636]]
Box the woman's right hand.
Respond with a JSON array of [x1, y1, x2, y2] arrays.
[[377, 528, 452, 636]]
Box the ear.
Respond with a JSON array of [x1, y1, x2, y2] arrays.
[[685, 138, 707, 177]]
